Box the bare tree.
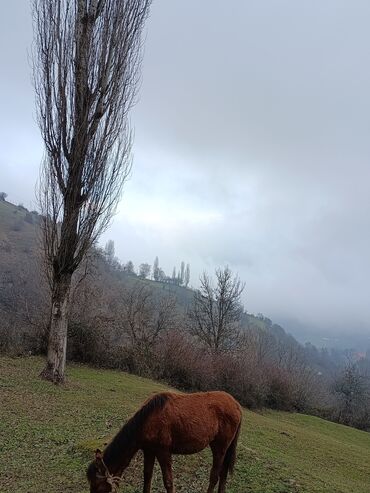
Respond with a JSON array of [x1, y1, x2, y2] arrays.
[[332, 361, 369, 427], [242, 326, 275, 366], [33, 0, 152, 382], [139, 263, 151, 279], [188, 267, 245, 353], [121, 283, 177, 355]]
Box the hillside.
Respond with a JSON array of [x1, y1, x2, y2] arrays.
[[0, 198, 362, 388], [0, 199, 39, 251], [0, 198, 278, 333], [0, 198, 191, 295], [1, 356, 369, 493]]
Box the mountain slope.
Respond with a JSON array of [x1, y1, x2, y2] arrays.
[[0, 198, 276, 331]]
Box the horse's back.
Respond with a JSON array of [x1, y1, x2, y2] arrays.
[[142, 391, 241, 454], [170, 390, 241, 421], [157, 390, 241, 420]]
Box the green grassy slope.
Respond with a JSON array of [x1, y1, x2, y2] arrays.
[[0, 200, 39, 252], [1, 357, 369, 493]]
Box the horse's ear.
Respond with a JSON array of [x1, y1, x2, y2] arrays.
[[95, 449, 103, 460]]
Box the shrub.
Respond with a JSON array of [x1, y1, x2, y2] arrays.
[[24, 212, 34, 224], [264, 366, 295, 410], [11, 220, 23, 232]]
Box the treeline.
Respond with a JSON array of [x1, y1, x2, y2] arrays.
[[1, 240, 369, 431], [103, 240, 191, 286]]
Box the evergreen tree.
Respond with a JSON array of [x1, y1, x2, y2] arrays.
[[180, 261, 185, 285], [104, 240, 115, 265], [153, 256, 159, 281], [185, 263, 190, 287]]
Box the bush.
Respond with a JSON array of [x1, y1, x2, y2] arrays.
[[264, 367, 295, 410], [11, 220, 23, 232], [154, 331, 212, 390], [24, 212, 34, 224]]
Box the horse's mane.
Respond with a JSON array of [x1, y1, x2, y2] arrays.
[[103, 393, 168, 462]]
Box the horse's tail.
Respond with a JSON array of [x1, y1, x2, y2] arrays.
[[223, 420, 241, 475]]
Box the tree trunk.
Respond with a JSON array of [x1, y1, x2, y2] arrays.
[[40, 274, 72, 384]]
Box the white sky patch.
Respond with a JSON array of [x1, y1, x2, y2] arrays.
[[118, 197, 223, 231]]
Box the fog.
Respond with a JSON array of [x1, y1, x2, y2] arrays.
[[1, 1, 370, 345]]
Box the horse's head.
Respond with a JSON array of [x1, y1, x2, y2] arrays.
[[86, 449, 120, 493]]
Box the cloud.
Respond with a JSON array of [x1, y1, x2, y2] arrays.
[[2, 0, 370, 339]]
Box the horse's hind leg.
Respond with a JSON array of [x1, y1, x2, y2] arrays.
[[157, 450, 175, 493], [217, 462, 228, 493], [207, 447, 226, 493]]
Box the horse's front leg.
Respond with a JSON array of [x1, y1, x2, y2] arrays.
[[143, 450, 155, 493], [157, 450, 175, 493]]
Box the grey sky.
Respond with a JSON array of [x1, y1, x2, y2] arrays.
[[1, 1, 370, 343]]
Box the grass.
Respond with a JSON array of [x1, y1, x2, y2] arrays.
[[0, 200, 39, 266], [1, 356, 370, 493]]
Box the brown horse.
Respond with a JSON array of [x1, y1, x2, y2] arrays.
[[87, 390, 242, 493]]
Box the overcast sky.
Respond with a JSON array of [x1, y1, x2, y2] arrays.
[[1, 1, 370, 343]]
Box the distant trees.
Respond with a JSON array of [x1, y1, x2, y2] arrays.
[[139, 263, 151, 279], [124, 260, 135, 275], [180, 261, 185, 284], [153, 256, 159, 281], [148, 257, 190, 286], [104, 240, 116, 266], [33, 0, 152, 383], [105, 254, 190, 286], [184, 263, 190, 287], [121, 283, 178, 369], [188, 267, 245, 353], [332, 361, 370, 428], [0, 192, 7, 201]]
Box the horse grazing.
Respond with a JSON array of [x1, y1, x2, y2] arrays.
[[87, 390, 242, 493]]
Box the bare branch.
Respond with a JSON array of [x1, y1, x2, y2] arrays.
[[32, 0, 151, 382], [188, 267, 245, 353]]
